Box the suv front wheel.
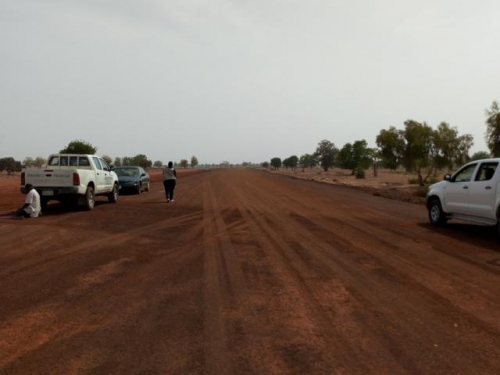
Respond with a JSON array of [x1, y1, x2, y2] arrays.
[[428, 198, 447, 225]]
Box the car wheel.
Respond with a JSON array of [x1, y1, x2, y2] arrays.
[[145, 182, 150, 192], [428, 198, 447, 225], [84, 186, 95, 210], [108, 183, 119, 203], [136, 183, 142, 194]]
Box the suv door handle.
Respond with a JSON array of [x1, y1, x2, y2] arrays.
[[485, 186, 492, 190], [463, 186, 468, 189]]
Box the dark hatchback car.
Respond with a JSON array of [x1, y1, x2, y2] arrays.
[[113, 166, 150, 194]]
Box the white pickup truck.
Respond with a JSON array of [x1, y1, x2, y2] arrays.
[[21, 154, 119, 210], [426, 158, 500, 232]]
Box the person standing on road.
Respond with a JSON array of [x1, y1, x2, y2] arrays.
[[163, 161, 177, 203], [15, 183, 41, 218]]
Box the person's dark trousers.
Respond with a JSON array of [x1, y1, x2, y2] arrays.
[[15, 209, 30, 218], [163, 179, 176, 200]]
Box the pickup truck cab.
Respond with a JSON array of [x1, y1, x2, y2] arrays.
[[426, 158, 500, 232], [21, 154, 119, 210]]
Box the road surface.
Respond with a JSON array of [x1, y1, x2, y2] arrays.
[[1, 168, 499, 374]]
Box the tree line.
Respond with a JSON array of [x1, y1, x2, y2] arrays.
[[268, 101, 500, 186], [1, 140, 200, 172]]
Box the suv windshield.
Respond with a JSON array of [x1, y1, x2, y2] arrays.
[[115, 168, 140, 177]]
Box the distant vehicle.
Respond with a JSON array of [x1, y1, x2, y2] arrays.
[[113, 166, 150, 194], [426, 158, 500, 233], [21, 154, 119, 210]]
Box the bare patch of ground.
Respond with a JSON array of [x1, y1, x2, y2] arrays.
[[268, 167, 427, 204]]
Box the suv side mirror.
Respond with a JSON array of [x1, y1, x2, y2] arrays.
[[444, 174, 451, 181]]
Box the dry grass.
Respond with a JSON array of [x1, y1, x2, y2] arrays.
[[269, 167, 428, 204]]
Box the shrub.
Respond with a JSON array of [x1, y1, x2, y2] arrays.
[[408, 177, 419, 184], [413, 186, 429, 197], [355, 168, 365, 179]]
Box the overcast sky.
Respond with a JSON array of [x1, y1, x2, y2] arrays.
[[1, 1, 499, 165]]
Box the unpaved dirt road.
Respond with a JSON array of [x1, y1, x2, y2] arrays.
[[1, 168, 500, 375]]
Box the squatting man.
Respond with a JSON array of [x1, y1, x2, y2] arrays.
[[16, 183, 41, 218]]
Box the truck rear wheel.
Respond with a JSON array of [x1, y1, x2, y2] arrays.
[[84, 186, 95, 210], [428, 198, 447, 225], [41, 198, 49, 211], [108, 183, 119, 203]]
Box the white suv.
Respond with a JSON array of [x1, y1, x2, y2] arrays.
[[426, 158, 500, 231]]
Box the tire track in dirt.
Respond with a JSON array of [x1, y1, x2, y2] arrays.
[[201, 179, 232, 374], [228, 170, 500, 374], [202, 173, 276, 374], [0, 207, 202, 279], [225, 177, 408, 374]]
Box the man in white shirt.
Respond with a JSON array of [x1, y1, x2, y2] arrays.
[[15, 184, 41, 218]]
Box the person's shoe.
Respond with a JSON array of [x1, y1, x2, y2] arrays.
[[167, 199, 170, 203], [171, 199, 174, 203]]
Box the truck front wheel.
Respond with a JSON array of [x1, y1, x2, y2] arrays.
[[84, 186, 95, 210], [108, 183, 119, 203], [428, 198, 447, 225]]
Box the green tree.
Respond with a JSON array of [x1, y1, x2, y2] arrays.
[[153, 160, 163, 167], [113, 157, 122, 167], [261, 161, 270, 168], [299, 153, 315, 171], [314, 139, 338, 171], [60, 140, 97, 154], [179, 159, 189, 168], [130, 154, 152, 169], [270, 157, 282, 169], [485, 101, 500, 156], [377, 120, 473, 186], [338, 140, 372, 175], [433, 122, 473, 170], [470, 151, 490, 161], [283, 155, 298, 170], [0, 157, 21, 174], [190, 156, 199, 168], [376, 127, 404, 170], [401, 120, 434, 176]]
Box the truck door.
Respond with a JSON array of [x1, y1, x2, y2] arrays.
[[445, 163, 477, 214], [468, 162, 498, 219], [92, 157, 106, 193], [98, 158, 114, 191]]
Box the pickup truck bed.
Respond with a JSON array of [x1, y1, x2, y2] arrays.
[[21, 154, 119, 210]]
